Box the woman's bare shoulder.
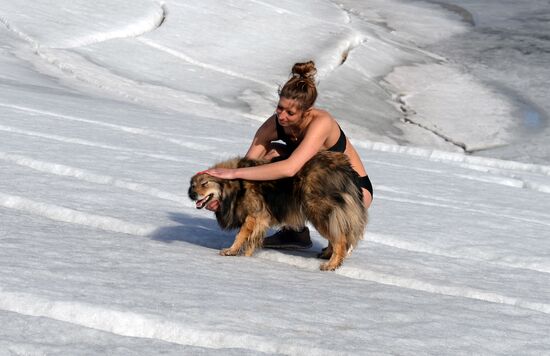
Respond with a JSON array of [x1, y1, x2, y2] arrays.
[[310, 108, 336, 126], [311, 107, 332, 117]]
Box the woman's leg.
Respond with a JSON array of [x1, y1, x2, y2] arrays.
[[262, 143, 312, 249], [357, 175, 373, 209], [362, 188, 372, 209]]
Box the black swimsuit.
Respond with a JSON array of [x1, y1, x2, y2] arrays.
[[276, 116, 347, 153], [275, 117, 373, 197]]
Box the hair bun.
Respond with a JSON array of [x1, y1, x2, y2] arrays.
[[291, 61, 317, 81], [279, 60, 318, 110]]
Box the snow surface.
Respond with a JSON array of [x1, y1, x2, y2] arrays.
[[1, 0, 550, 354]]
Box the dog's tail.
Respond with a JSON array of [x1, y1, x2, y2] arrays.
[[304, 189, 367, 252], [328, 192, 367, 251], [297, 151, 368, 251]]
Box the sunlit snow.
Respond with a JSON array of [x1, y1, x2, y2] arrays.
[[1, 0, 550, 354]]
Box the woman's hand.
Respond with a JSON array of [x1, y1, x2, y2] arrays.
[[204, 168, 238, 180]]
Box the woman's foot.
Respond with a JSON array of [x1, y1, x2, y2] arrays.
[[262, 227, 312, 249]]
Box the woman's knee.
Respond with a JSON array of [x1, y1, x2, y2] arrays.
[[362, 188, 372, 209], [265, 142, 289, 160]]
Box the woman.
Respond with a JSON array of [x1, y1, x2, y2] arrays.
[[205, 61, 373, 249]]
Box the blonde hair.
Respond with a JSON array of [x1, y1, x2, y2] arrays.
[[278, 61, 317, 110]]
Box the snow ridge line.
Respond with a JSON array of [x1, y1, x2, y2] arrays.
[[336, 267, 550, 315], [256, 251, 550, 315], [455, 170, 550, 194], [0, 103, 212, 151], [355, 140, 550, 176], [376, 194, 550, 227], [29, 47, 237, 118], [366, 232, 550, 274], [0, 15, 39, 48], [49, 4, 166, 49], [0, 152, 185, 204], [137, 38, 274, 89], [366, 156, 550, 197], [0, 192, 157, 237], [0, 191, 205, 240], [3, 189, 548, 317], [245, 0, 292, 14], [0, 3, 166, 50], [0, 290, 331, 355], [377, 184, 550, 224], [455, 163, 550, 194], [0, 124, 197, 164], [248, 0, 351, 25], [245, 0, 362, 78], [1, 6, 233, 117], [370, 158, 550, 195]]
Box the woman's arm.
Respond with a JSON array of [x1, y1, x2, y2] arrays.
[[244, 115, 278, 160], [206, 115, 332, 180]]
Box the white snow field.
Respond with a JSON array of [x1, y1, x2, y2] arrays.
[[1, 0, 550, 355]]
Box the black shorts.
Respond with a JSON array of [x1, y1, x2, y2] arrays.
[[358, 175, 373, 198]]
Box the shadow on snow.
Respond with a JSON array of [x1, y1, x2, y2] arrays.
[[151, 211, 326, 258], [151, 212, 233, 250]]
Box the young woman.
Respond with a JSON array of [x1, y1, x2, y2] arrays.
[[205, 61, 373, 248]]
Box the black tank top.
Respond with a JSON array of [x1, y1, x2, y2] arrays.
[[275, 117, 347, 153]]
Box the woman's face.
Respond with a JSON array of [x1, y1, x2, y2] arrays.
[[275, 97, 304, 126]]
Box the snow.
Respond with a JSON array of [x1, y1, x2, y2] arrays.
[[1, 0, 550, 354]]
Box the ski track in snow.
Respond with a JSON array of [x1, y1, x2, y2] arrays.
[[364, 232, 550, 274], [0, 192, 157, 236], [370, 158, 526, 188], [362, 142, 550, 194], [375, 185, 550, 225], [4, 144, 548, 278], [0, 124, 199, 164], [0, 152, 185, 204], [357, 141, 550, 176], [137, 38, 274, 89], [335, 267, 550, 314], [140, 21, 358, 89], [256, 251, 550, 315], [3, 103, 550, 321], [0, 289, 330, 355], [376, 194, 550, 227], [245, 0, 293, 15], [1, 189, 549, 317], [247, 0, 352, 25], [0, 103, 214, 151], [2, 111, 550, 317]]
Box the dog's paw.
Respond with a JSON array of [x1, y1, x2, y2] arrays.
[[320, 261, 341, 271], [243, 247, 256, 257], [219, 248, 238, 256]]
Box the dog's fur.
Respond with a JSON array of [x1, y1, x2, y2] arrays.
[[188, 151, 367, 270]]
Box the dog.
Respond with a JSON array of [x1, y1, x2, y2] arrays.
[[188, 151, 367, 270]]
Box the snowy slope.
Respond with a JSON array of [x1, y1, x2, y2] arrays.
[[1, 0, 550, 355]]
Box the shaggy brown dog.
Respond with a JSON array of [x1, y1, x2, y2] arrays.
[[188, 151, 367, 270]]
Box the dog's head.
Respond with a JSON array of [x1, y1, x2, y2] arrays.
[[188, 157, 249, 210], [188, 173, 223, 210]]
